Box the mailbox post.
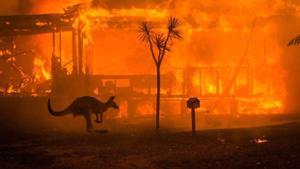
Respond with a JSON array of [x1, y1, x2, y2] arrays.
[[187, 97, 200, 134], [191, 108, 196, 133]]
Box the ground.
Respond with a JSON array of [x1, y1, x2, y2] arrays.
[[0, 122, 299, 169]]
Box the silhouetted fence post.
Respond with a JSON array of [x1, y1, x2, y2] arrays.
[[187, 98, 200, 134]]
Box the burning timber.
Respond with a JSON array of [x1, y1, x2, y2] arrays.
[[0, 10, 284, 124], [1, 1, 300, 169]]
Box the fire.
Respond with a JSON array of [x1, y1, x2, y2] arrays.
[[8, 0, 294, 116], [207, 85, 215, 94], [33, 58, 51, 81], [73, 6, 168, 45], [6, 85, 17, 94], [259, 98, 283, 111], [137, 102, 155, 117], [117, 101, 128, 119]]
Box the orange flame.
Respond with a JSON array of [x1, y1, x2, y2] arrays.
[[33, 58, 51, 81], [26, 0, 291, 116]]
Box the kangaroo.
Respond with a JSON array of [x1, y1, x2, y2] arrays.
[[48, 96, 119, 132]]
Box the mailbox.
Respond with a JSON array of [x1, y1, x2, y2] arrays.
[[187, 97, 200, 109], [187, 97, 200, 134]]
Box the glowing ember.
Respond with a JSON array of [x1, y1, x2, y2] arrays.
[[6, 85, 16, 94], [254, 138, 269, 144]]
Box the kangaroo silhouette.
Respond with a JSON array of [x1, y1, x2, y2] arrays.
[[48, 96, 119, 132]]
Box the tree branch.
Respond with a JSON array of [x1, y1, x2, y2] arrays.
[[158, 17, 181, 64], [159, 30, 171, 65], [147, 35, 158, 65], [138, 21, 158, 65]]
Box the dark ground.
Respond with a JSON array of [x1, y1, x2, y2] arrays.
[[0, 122, 299, 169]]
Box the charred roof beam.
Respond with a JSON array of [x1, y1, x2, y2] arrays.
[[0, 14, 75, 36]]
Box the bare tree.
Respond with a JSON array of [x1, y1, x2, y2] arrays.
[[138, 17, 182, 132]]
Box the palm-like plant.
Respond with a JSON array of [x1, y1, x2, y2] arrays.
[[138, 17, 182, 132], [288, 35, 300, 46]]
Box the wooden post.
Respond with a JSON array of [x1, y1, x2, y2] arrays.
[[72, 29, 78, 75], [187, 97, 200, 135], [78, 28, 83, 75], [51, 31, 56, 79], [51, 31, 56, 93], [59, 25, 62, 68], [52, 31, 55, 55], [199, 68, 203, 96], [216, 67, 220, 95], [191, 108, 196, 134], [85, 45, 90, 75]]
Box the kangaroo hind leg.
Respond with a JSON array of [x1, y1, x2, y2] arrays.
[[84, 112, 93, 132], [94, 113, 103, 123]]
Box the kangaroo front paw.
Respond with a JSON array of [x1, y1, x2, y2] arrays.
[[94, 120, 102, 124]]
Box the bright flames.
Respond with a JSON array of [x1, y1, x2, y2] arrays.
[[19, 0, 293, 116], [33, 58, 51, 81]]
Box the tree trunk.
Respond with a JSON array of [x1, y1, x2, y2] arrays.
[[156, 65, 161, 133]]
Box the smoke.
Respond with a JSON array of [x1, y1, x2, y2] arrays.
[[167, 0, 300, 113], [276, 15, 300, 113], [1, 0, 300, 113], [0, 0, 18, 15]]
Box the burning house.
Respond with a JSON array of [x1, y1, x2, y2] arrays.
[[0, 0, 299, 122], [2, 2, 300, 169]]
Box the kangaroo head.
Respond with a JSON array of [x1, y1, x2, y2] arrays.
[[106, 96, 119, 109]]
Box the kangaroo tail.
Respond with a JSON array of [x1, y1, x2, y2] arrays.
[[48, 99, 71, 116]]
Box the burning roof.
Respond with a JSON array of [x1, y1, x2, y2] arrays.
[[1, 0, 300, 114]]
